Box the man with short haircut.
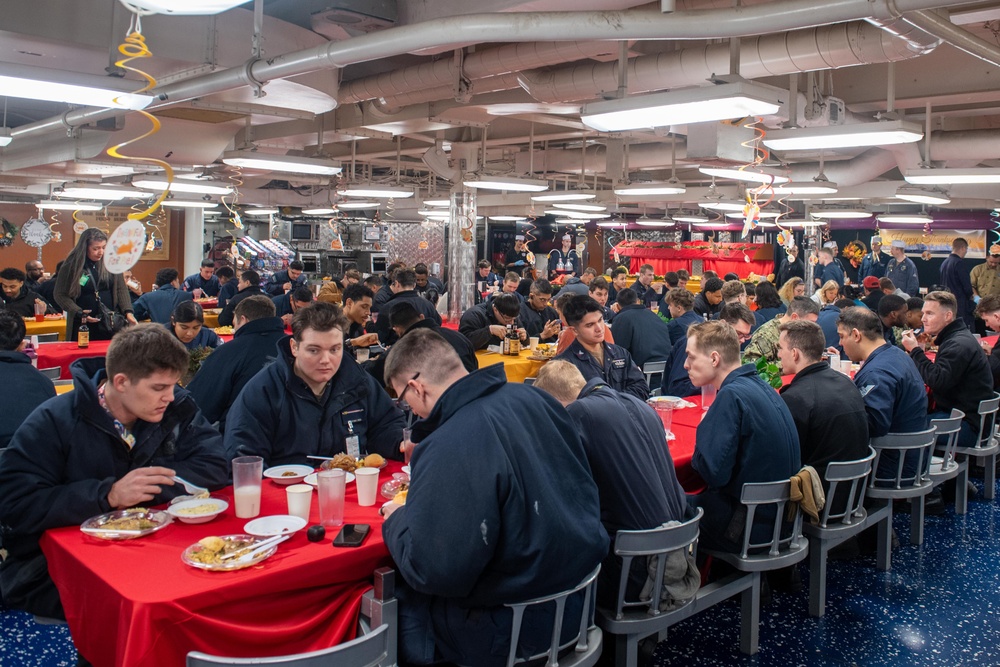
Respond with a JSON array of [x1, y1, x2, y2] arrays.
[[906, 297, 924, 329], [589, 277, 613, 320], [777, 320, 869, 497], [264, 259, 307, 297], [858, 236, 890, 281], [187, 295, 287, 432], [519, 279, 561, 343], [182, 259, 220, 296], [971, 244, 1000, 301], [554, 295, 648, 400], [273, 285, 315, 327], [662, 302, 755, 399], [877, 294, 908, 348], [630, 264, 662, 310], [489, 270, 526, 304], [0, 324, 228, 620], [720, 280, 747, 305], [381, 330, 607, 666], [459, 293, 525, 350], [547, 233, 580, 279], [976, 296, 1000, 388], [743, 296, 820, 372], [815, 248, 845, 288], [664, 272, 680, 289], [940, 237, 975, 328], [0, 268, 48, 318], [24, 260, 46, 292], [474, 259, 502, 304], [609, 287, 673, 368], [217, 269, 264, 327], [0, 311, 55, 449], [225, 302, 404, 466], [132, 267, 193, 324], [215, 266, 237, 309], [504, 234, 532, 271], [413, 263, 445, 303], [363, 274, 382, 295], [693, 277, 724, 318], [886, 240, 919, 297], [534, 359, 694, 607], [609, 266, 629, 304], [341, 284, 380, 358], [776, 246, 805, 287], [685, 320, 800, 552], [902, 291, 993, 448], [375, 268, 443, 344], [664, 287, 702, 343]]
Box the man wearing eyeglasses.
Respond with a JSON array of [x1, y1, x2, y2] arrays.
[[458, 293, 526, 350]]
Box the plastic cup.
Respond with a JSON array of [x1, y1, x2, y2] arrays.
[[317, 469, 346, 527], [232, 456, 263, 519], [701, 383, 716, 411], [356, 346, 370, 363], [841, 359, 852, 375], [529, 337, 539, 351], [652, 402, 672, 434], [34, 302, 45, 322], [355, 467, 380, 507], [286, 484, 313, 521], [402, 428, 414, 465]]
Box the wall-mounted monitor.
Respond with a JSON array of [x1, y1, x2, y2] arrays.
[[291, 223, 313, 240]]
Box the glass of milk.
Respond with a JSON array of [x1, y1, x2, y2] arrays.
[[232, 456, 263, 518]]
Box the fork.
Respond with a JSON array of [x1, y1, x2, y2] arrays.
[[223, 535, 290, 563], [172, 475, 209, 498]]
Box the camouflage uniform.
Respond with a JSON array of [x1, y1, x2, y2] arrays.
[[742, 317, 782, 372]]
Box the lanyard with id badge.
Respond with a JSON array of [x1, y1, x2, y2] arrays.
[[343, 409, 364, 458]]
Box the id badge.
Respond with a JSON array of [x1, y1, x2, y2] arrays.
[[79, 275, 90, 287], [346, 435, 360, 459]]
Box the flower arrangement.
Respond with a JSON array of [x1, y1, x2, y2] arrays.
[[843, 240, 867, 265]]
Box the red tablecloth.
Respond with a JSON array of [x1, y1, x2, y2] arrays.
[[661, 397, 712, 494], [40, 462, 403, 667], [36, 335, 235, 379]]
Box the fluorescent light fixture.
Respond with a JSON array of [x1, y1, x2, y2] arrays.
[[133, 178, 233, 195], [810, 208, 872, 219], [531, 191, 596, 202], [0, 128, 11, 147], [422, 199, 450, 207], [762, 120, 923, 151], [762, 181, 839, 195], [36, 199, 103, 211], [596, 219, 627, 227], [693, 221, 735, 228], [114, 0, 250, 15], [340, 185, 415, 198], [551, 203, 607, 212], [613, 180, 687, 196], [725, 210, 781, 218], [543, 210, 610, 219], [0, 62, 153, 110], [54, 184, 153, 200], [421, 212, 451, 220], [782, 219, 826, 228], [243, 208, 279, 216], [302, 208, 337, 215], [336, 201, 380, 210], [895, 186, 951, 206], [161, 199, 219, 209], [635, 217, 675, 227], [702, 200, 747, 212], [699, 166, 789, 185], [418, 209, 448, 217], [877, 213, 934, 224], [672, 213, 709, 223], [904, 168, 1000, 185], [489, 216, 528, 221], [581, 81, 784, 132], [462, 175, 549, 192], [222, 150, 342, 176]]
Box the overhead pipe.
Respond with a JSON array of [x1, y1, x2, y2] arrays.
[[902, 9, 1000, 67], [7, 0, 979, 143]]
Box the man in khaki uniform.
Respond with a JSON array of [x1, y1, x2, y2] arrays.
[[971, 244, 1000, 300]]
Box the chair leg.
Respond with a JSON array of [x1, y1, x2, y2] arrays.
[[613, 632, 638, 667], [956, 466, 969, 515], [739, 572, 760, 655], [985, 453, 997, 501], [876, 502, 892, 572], [910, 496, 925, 546], [808, 540, 827, 618]]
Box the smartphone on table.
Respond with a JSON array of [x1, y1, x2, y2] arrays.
[[333, 524, 371, 548]]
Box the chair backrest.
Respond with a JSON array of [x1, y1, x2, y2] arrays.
[[817, 448, 876, 529], [869, 427, 937, 489], [642, 361, 666, 389], [38, 366, 61, 380], [736, 480, 803, 559], [931, 408, 965, 469], [34, 333, 59, 343], [975, 393, 1000, 450], [609, 507, 702, 620], [503, 566, 601, 667], [187, 624, 388, 666], [524, 377, 536, 386]]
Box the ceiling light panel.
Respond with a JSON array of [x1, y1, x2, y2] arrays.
[[762, 120, 923, 151]]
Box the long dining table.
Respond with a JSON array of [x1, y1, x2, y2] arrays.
[[40, 462, 403, 667]]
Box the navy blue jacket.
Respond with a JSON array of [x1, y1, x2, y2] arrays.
[[816, 305, 843, 352], [547, 248, 580, 278], [263, 269, 307, 297], [558, 276, 589, 297], [940, 252, 975, 326], [186, 317, 286, 431], [375, 289, 442, 344], [776, 257, 804, 287], [858, 251, 889, 281], [853, 343, 927, 438], [224, 337, 404, 466], [272, 292, 296, 318], [555, 339, 648, 400], [608, 304, 673, 368], [692, 292, 721, 319], [132, 284, 193, 325], [217, 285, 265, 327], [182, 272, 220, 297], [661, 334, 697, 399], [0, 351, 56, 449], [818, 261, 845, 287], [173, 325, 221, 350], [366, 319, 478, 389], [519, 303, 560, 343], [217, 280, 238, 310], [383, 365, 607, 665], [0, 357, 228, 617], [755, 304, 785, 324], [629, 278, 663, 309], [459, 301, 511, 350], [886, 256, 919, 296], [666, 310, 703, 345]]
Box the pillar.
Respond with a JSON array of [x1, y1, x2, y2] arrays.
[[447, 186, 477, 321], [183, 208, 206, 277]]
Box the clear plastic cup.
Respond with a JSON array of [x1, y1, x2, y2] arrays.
[[402, 428, 414, 465], [354, 468, 380, 507], [701, 383, 716, 411], [232, 456, 263, 518], [317, 469, 346, 527], [286, 484, 313, 521], [356, 346, 370, 363]]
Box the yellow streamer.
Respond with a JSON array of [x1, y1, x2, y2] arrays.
[[105, 29, 174, 221]]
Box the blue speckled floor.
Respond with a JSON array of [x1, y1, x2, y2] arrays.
[[1, 480, 997, 666]]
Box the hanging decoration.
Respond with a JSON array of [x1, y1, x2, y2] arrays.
[[222, 166, 245, 232], [104, 219, 147, 274], [19, 217, 53, 248], [0, 217, 18, 247], [843, 240, 867, 270], [737, 117, 777, 240], [990, 209, 1000, 247], [921, 219, 932, 261]]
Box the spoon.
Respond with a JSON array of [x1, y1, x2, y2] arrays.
[[172, 475, 209, 498]]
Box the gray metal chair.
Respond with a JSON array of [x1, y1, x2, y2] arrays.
[[501, 566, 602, 667], [703, 480, 809, 655], [867, 427, 937, 546], [596, 508, 703, 667], [953, 393, 1000, 501], [803, 449, 883, 617], [642, 361, 666, 390], [929, 409, 969, 515], [187, 567, 396, 667], [38, 366, 61, 380], [524, 377, 536, 386]]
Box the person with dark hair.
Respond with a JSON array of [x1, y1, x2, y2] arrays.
[[940, 237, 975, 328], [0, 311, 55, 449], [474, 259, 502, 304], [547, 233, 580, 279], [520, 279, 561, 343], [877, 294, 908, 348], [413, 263, 445, 301], [273, 285, 315, 327], [702, 270, 718, 281], [693, 277, 724, 318], [504, 234, 532, 271], [661, 302, 754, 399], [215, 266, 237, 310], [35, 260, 63, 311], [776, 245, 805, 287], [0, 267, 49, 318], [815, 248, 845, 288], [975, 296, 1000, 388], [906, 296, 924, 329], [664, 287, 702, 344], [0, 323, 227, 622], [263, 259, 307, 297], [182, 259, 220, 297], [131, 267, 193, 325], [629, 264, 663, 310], [24, 260, 46, 293], [375, 268, 443, 345], [217, 269, 263, 327], [459, 292, 524, 350], [186, 295, 286, 432], [53, 228, 136, 341], [225, 302, 404, 466], [743, 296, 820, 372], [341, 284, 380, 357], [554, 295, 648, 400], [754, 281, 786, 323], [722, 272, 740, 282], [608, 266, 629, 304], [169, 301, 221, 350], [609, 287, 673, 368], [381, 329, 606, 667], [588, 277, 613, 320]]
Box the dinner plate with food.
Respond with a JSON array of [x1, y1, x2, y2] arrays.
[[80, 508, 172, 540], [166, 497, 228, 524], [527, 343, 558, 361], [181, 534, 280, 571], [263, 464, 314, 485], [317, 452, 386, 473]]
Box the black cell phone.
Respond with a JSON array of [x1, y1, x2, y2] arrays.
[[332, 524, 371, 548]]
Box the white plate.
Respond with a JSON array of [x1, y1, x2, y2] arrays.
[[80, 509, 172, 540], [401, 465, 411, 476], [181, 534, 277, 572], [243, 515, 307, 537], [166, 497, 228, 524], [304, 471, 355, 487], [263, 464, 314, 485]]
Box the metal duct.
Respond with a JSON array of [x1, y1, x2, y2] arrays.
[[373, 73, 524, 112], [926, 129, 1000, 162], [784, 148, 901, 187], [903, 9, 1000, 67]]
